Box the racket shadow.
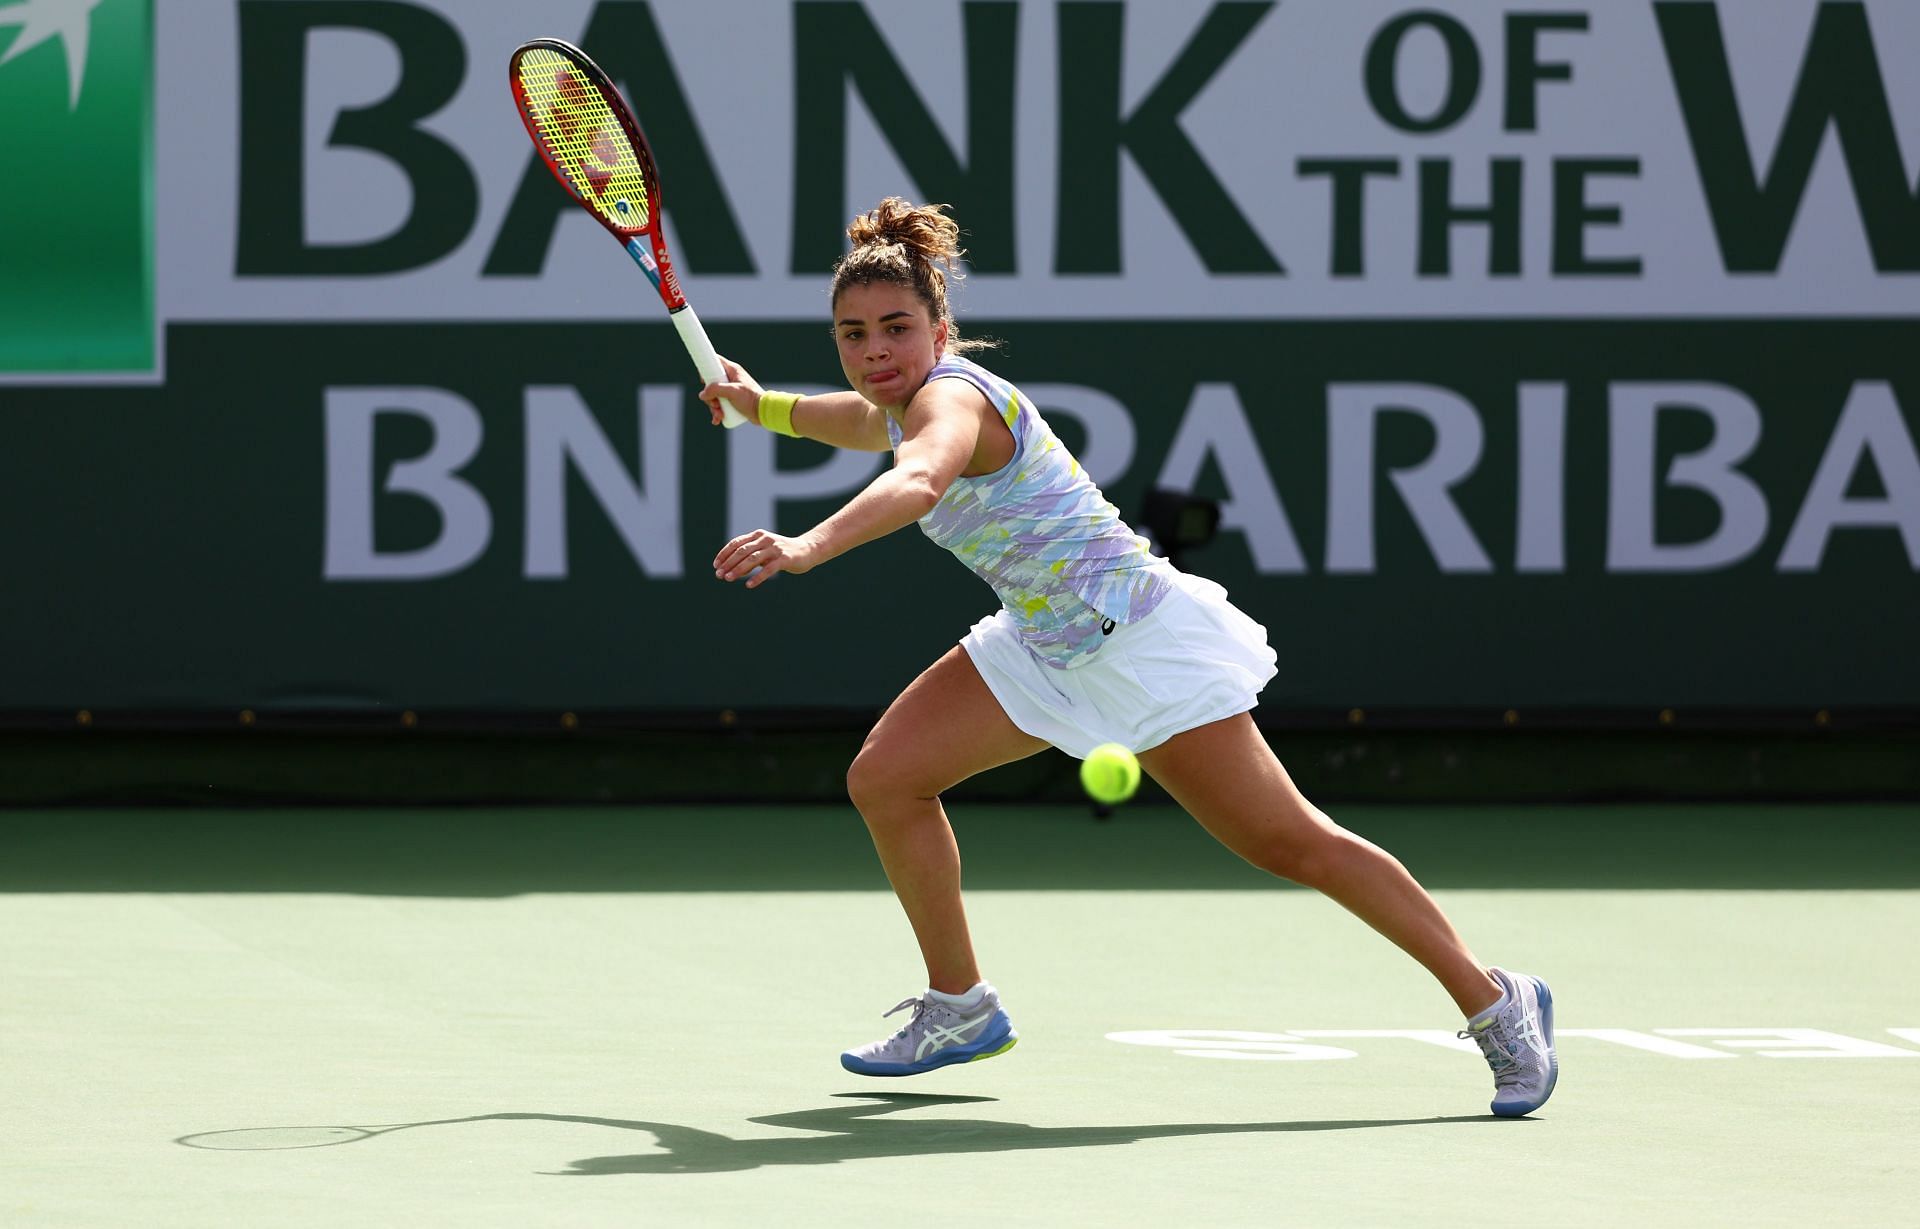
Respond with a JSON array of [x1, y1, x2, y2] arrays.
[[175, 1113, 685, 1153], [178, 1097, 1511, 1173]]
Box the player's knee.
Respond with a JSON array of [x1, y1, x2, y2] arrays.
[[1248, 841, 1315, 886], [1247, 825, 1342, 888], [846, 749, 917, 815]]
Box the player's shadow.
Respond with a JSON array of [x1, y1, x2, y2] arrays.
[[549, 1093, 1501, 1175], [178, 1096, 1504, 1174]]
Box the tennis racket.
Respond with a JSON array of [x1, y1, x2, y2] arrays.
[[508, 38, 745, 428]]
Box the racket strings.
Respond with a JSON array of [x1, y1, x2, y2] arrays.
[[513, 48, 650, 228]]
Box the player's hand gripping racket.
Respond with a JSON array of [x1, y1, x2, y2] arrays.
[[508, 38, 745, 427]]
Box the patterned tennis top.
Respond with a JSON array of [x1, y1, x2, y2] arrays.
[[884, 354, 1174, 667]]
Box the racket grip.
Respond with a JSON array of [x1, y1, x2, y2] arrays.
[[671, 304, 747, 429]]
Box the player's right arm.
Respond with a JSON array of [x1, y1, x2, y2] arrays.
[[702, 360, 890, 451]]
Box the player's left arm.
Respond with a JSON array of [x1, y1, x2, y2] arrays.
[[713, 380, 983, 587]]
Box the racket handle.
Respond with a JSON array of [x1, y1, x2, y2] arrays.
[[670, 304, 747, 429]]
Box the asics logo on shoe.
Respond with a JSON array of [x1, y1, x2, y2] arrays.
[[914, 1012, 991, 1060], [1514, 1017, 1549, 1056]]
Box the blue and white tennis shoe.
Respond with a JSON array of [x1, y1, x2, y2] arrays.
[[840, 986, 1019, 1076], [1460, 966, 1558, 1116]]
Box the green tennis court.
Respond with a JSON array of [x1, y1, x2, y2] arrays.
[[8, 3, 1918, 1224], [6, 803, 1916, 1226]]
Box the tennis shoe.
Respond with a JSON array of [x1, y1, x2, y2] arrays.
[[840, 986, 1018, 1076], [1460, 967, 1557, 1117]]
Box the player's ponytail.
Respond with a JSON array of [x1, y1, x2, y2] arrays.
[[832, 198, 997, 354]]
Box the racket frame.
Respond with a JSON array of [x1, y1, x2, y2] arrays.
[[508, 37, 744, 428]]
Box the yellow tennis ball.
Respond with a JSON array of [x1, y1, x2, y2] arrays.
[[1080, 742, 1141, 805]]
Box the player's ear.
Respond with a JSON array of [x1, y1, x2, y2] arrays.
[[934, 316, 949, 353]]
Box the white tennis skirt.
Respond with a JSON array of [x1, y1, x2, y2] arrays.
[[960, 572, 1279, 759]]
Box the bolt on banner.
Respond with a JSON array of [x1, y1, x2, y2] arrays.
[[0, 0, 154, 380]]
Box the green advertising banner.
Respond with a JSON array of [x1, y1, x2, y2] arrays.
[[0, 0, 152, 376], [3, 318, 1914, 712], [0, 1, 1915, 718]]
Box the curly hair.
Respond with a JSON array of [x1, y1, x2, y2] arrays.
[[830, 198, 996, 354]]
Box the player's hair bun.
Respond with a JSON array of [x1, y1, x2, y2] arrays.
[[847, 197, 964, 269]]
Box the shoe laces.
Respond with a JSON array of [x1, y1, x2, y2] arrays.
[[1459, 1016, 1522, 1083], [883, 995, 929, 1040]]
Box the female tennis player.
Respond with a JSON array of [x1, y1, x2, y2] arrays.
[[699, 198, 1556, 1117]]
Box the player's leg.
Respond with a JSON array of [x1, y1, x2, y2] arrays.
[[845, 646, 1048, 994], [1137, 712, 1557, 1114], [839, 647, 1044, 1076], [1135, 712, 1499, 1015]]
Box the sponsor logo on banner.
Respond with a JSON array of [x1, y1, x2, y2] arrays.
[[142, 0, 1920, 321], [0, 0, 154, 379]]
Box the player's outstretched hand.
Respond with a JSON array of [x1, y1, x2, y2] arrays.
[[700, 357, 766, 428], [714, 528, 818, 588]]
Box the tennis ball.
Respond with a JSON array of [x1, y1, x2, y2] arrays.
[[1080, 742, 1141, 805]]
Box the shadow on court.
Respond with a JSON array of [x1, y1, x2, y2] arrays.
[[6, 803, 1919, 894], [176, 1095, 1506, 1175]]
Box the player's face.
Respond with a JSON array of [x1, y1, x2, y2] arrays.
[[832, 282, 947, 410]]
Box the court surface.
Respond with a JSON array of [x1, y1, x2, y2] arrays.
[[5, 804, 1916, 1227]]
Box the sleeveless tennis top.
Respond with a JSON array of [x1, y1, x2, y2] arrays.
[[884, 354, 1174, 667]]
